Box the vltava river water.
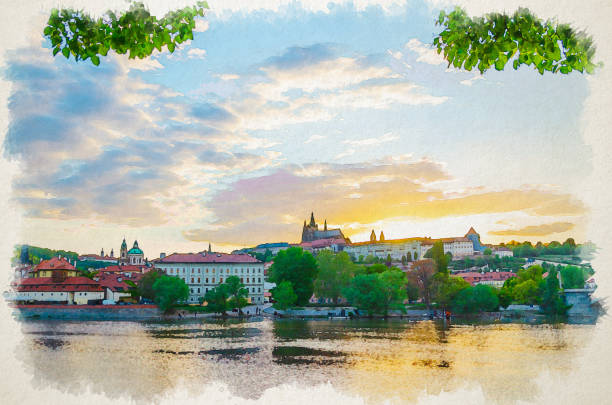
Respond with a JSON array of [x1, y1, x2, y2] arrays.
[[16, 319, 594, 404]]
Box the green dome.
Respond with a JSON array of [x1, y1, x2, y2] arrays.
[[128, 247, 143, 255]]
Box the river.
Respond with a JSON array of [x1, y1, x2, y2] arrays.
[[15, 318, 594, 404]]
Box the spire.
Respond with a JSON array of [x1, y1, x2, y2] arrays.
[[101, 248, 104, 257], [465, 227, 479, 236], [110, 249, 114, 257], [380, 231, 385, 241], [324, 219, 327, 231], [208, 242, 212, 253], [309, 212, 316, 227], [370, 229, 377, 242]]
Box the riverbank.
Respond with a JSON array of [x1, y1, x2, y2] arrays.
[[12, 304, 163, 320]]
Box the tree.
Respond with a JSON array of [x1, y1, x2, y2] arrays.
[[272, 281, 297, 310], [430, 241, 449, 274], [204, 283, 231, 315], [137, 269, 164, 300], [432, 274, 470, 309], [451, 284, 499, 313], [540, 268, 568, 315], [561, 265, 586, 289], [225, 275, 249, 312], [343, 274, 384, 316], [407, 259, 436, 309], [152, 275, 189, 312], [513, 279, 541, 305], [483, 248, 492, 256], [517, 265, 544, 283], [434, 7, 600, 75], [378, 270, 409, 316], [268, 247, 318, 306], [314, 251, 356, 305], [44, 2, 209, 65], [363, 263, 388, 274]]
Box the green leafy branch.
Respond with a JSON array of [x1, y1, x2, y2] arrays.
[[433, 7, 601, 75], [44, 1, 208, 66]]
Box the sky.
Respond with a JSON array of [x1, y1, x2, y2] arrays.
[[2, 0, 592, 258]]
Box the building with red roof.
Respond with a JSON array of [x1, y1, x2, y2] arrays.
[[456, 271, 516, 288], [9, 276, 105, 305], [99, 264, 150, 275], [94, 272, 141, 303], [32, 256, 79, 278], [154, 251, 265, 305]]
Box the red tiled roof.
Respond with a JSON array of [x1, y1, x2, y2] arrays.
[[457, 271, 516, 286], [465, 227, 479, 236], [300, 237, 347, 248], [13, 276, 104, 292], [157, 252, 262, 264], [96, 272, 138, 292], [16, 285, 104, 292], [34, 257, 76, 271], [16, 276, 98, 286]]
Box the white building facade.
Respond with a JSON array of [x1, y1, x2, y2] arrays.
[[154, 252, 265, 305], [420, 237, 475, 259], [345, 239, 422, 261]]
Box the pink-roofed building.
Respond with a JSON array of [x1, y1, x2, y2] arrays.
[[299, 237, 348, 254], [457, 271, 516, 288], [95, 272, 142, 303], [154, 251, 265, 305]]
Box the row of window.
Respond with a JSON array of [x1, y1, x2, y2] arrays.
[[162, 267, 262, 275], [177, 276, 263, 284], [189, 286, 262, 294]]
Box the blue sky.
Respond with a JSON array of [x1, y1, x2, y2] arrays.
[[4, 0, 591, 255]]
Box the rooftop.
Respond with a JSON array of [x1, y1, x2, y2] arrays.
[[34, 257, 76, 272], [157, 252, 262, 264]]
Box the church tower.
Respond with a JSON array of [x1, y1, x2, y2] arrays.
[[324, 219, 327, 231], [120, 238, 128, 259], [101, 248, 104, 257], [380, 231, 385, 242], [370, 229, 377, 242]]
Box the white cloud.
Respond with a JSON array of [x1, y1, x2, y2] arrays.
[[404, 38, 446, 66], [344, 132, 398, 146], [217, 73, 240, 80], [460, 75, 485, 86], [305, 134, 326, 144], [194, 19, 209, 32], [187, 48, 207, 59], [335, 149, 356, 159]]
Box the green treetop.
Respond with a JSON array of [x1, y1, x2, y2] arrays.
[[314, 251, 357, 305], [268, 247, 318, 306], [434, 7, 600, 75], [271, 281, 298, 311], [152, 275, 189, 312], [44, 1, 208, 65]]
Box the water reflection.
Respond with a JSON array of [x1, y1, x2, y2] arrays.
[[16, 319, 593, 404]]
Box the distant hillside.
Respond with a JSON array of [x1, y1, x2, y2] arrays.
[[12, 244, 79, 266]]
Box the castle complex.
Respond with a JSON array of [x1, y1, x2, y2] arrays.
[[301, 212, 348, 243]]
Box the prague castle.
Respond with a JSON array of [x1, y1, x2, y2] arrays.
[[301, 212, 348, 243]]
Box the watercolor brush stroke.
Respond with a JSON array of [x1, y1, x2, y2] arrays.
[[0, 0, 611, 404]]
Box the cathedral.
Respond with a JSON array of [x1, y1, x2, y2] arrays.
[[301, 212, 347, 243], [118, 238, 145, 265]]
